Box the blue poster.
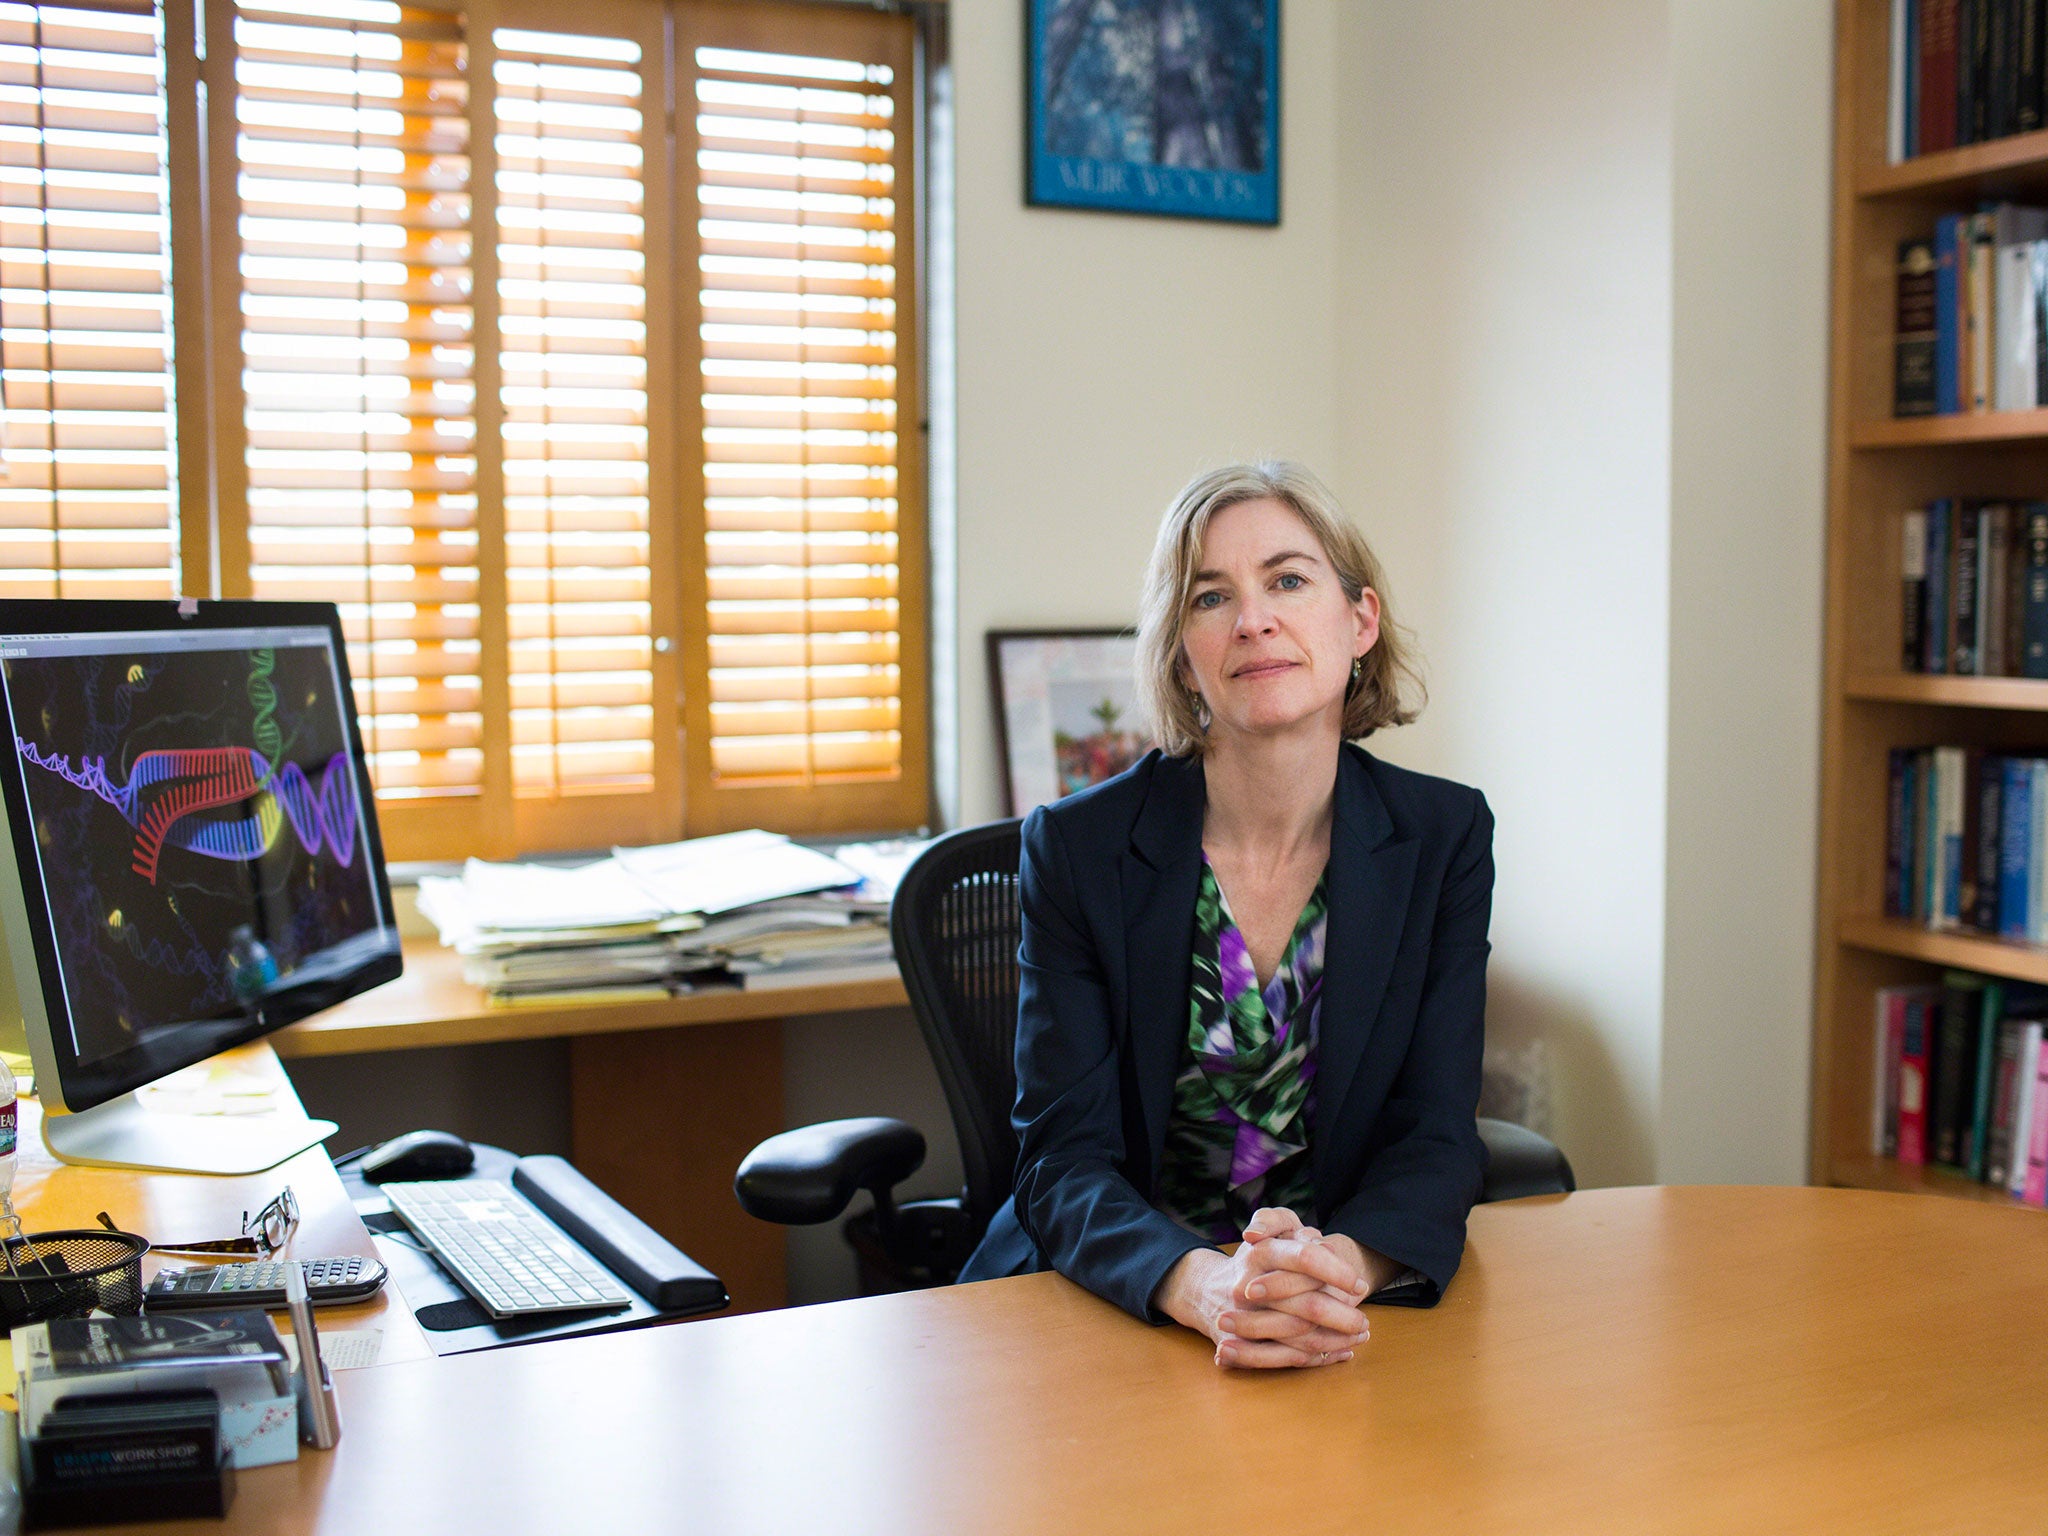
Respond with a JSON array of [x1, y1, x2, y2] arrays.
[[1027, 0, 1281, 225]]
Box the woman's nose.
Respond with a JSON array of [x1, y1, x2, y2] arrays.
[[1235, 598, 1277, 636]]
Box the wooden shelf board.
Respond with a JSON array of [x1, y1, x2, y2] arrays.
[[1845, 673, 2048, 708], [1848, 409, 2048, 447], [1857, 130, 2048, 198], [1837, 914, 2048, 983], [1828, 1152, 2046, 1207]]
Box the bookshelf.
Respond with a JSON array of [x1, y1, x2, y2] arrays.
[[1815, 0, 2048, 1207]]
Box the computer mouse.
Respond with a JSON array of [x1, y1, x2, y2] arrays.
[[359, 1129, 475, 1183]]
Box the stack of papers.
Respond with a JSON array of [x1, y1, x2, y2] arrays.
[[417, 831, 930, 1002]]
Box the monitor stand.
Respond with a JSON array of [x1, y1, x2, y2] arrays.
[[40, 1093, 337, 1176]]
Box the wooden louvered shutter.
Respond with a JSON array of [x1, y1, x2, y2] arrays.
[[489, 0, 679, 854], [0, 0, 179, 600], [214, 0, 486, 858], [678, 3, 926, 836], [213, 0, 678, 861]]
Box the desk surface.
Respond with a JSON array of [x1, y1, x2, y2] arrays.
[[120, 1183, 2048, 1534], [272, 937, 908, 1057]]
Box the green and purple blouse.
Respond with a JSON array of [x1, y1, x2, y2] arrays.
[[1156, 856, 1327, 1243]]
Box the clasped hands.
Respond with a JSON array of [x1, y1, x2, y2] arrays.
[[1156, 1207, 1375, 1370]]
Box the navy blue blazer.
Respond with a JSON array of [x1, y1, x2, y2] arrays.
[[958, 743, 1493, 1323]]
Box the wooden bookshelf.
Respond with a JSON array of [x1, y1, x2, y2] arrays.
[[1815, 0, 2048, 1211]]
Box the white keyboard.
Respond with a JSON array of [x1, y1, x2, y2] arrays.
[[382, 1180, 634, 1318]]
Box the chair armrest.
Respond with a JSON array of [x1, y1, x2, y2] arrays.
[[734, 1117, 927, 1226], [1477, 1117, 1576, 1203]]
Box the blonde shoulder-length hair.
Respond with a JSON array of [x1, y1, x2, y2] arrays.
[[1135, 461, 1424, 758]]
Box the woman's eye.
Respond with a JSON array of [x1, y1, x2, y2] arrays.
[[1275, 572, 1305, 591], [1193, 590, 1224, 610]]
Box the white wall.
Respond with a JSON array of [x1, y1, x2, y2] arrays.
[[1659, 0, 1830, 1183], [1326, 0, 1827, 1187], [1334, 0, 1677, 1187]]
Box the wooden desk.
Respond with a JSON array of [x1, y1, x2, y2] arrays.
[[273, 940, 913, 1313], [125, 1184, 2048, 1534]]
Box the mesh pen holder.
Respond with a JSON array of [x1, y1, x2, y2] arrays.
[[0, 1229, 148, 1329]]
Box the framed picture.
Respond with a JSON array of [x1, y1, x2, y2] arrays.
[[1026, 0, 1281, 225], [989, 629, 1152, 818]]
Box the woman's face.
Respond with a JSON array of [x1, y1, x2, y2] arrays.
[[1179, 497, 1379, 746]]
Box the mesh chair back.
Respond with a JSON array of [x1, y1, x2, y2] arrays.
[[889, 820, 1024, 1230]]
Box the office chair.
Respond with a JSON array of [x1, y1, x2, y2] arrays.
[[735, 818, 1576, 1291]]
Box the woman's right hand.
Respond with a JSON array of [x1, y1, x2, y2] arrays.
[[1155, 1213, 1371, 1368]]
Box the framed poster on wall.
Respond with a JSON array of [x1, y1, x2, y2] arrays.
[[989, 629, 1152, 817], [1026, 0, 1281, 225]]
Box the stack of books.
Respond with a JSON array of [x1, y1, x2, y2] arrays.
[[1897, 500, 2048, 678], [12, 1310, 299, 1523], [1888, 0, 2047, 164], [418, 832, 928, 1003], [1893, 206, 2048, 418], [1885, 745, 2048, 938], [1872, 974, 2048, 1203]]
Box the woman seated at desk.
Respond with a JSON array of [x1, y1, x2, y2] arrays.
[[961, 462, 1492, 1370]]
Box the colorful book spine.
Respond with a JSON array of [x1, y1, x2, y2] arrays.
[[1954, 506, 1981, 672], [1898, 243, 1942, 417], [1914, 748, 1933, 921], [1884, 991, 1911, 1159], [1889, 750, 1913, 918], [1982, 503, 2011, 674], [1903, 507, 1930, 664], [1968, 980, 2004, 1177], [2024, 1032, 2048, 1203], [1894, 0, 1914, 162], [1969, 213, 1995, 411], [1936, 745, 1968, 926], [1970, 749, 2000, 930], [1927, 499, 1953, 671], [1936, 216, 1963, 414], [2031, 760, 2048, 942], [2010, 1020, 2044, 1192], [1987, 1018, 2026, 1185], [2024, 0, 2046, 131], [1923, 0, 1962, 150], [1931, 973, 1982, 1165], [1900, 992, 1933, 1165], [2026, 503, 2048, 677], [1999, 755, 2033, 937]]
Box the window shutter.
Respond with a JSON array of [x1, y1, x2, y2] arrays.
[[493, 24, 655, 801], [679, 4, 925, 835], [228, 0, 479, 817], [0, 0, 178, 600]]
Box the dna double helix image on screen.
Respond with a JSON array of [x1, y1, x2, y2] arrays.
[[2, 635, 380, 1064], [20, 742, 360, 885]]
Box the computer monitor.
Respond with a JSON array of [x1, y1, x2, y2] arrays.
[[0, 599, 401, 1174]]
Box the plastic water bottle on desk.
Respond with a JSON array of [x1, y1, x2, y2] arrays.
[[0, 1053, 17, 1243]]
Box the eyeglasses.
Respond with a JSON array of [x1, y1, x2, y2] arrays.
[[151, 1187, 299, 1258]]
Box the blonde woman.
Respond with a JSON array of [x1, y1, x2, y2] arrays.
[[960, 462, 1492, 1370]]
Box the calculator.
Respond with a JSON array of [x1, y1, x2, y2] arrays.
[[144, 1255, 388, 1310]]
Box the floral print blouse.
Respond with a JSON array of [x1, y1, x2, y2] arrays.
[[1155, 856, 1326, 1243]]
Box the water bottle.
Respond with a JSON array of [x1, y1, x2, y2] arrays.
[[0, 1053, 17, 1241]]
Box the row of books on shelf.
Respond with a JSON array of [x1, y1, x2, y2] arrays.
[[1899, 499, 2048, 675], [1884, 746, 2048, 936], [1872, 975, 2048, 1203], [1893, 208, 2048, 416], [1889, 0, 2048, 162]]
